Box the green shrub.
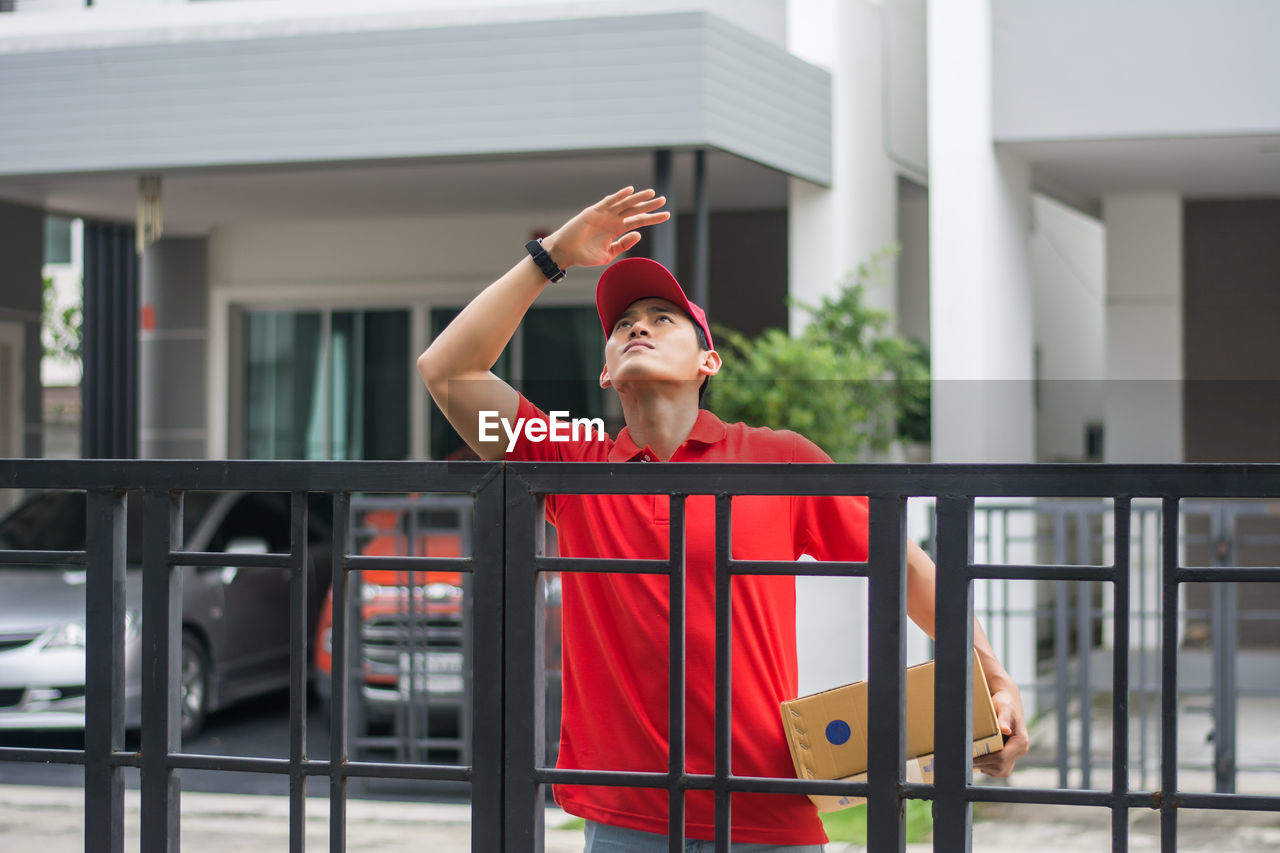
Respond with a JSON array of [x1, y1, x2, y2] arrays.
[[819, 799, 934, 843], [709, 247, 930, 461]]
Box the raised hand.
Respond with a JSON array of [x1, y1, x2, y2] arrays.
[[543, 186, 670, 271]]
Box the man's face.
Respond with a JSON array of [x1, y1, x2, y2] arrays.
[[600, 297, 717, 392]]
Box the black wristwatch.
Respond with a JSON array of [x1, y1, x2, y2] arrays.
[[525, 238, 567, 283]]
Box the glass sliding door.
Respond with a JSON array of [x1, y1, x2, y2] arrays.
[[243, 308, 409, 460], [427, 304, 607, 460]]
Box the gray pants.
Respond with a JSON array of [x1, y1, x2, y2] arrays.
[[584, 820, 826, 852]]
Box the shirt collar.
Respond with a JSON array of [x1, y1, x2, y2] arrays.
[[608, 409, 728, 462]]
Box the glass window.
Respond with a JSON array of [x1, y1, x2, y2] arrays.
[[243, 309, 409, 460], [427, 305, 606, 460], [43, 216, 73, 266]]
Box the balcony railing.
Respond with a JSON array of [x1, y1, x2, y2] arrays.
[[1, 458, 1278, 853]]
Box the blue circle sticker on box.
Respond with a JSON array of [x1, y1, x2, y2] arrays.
[[825, 719, 852, 746]]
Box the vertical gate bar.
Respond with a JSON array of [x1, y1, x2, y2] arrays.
[[84, 488, 126, 853], [713, 494, 733, 853], [329, 492, 351, 853], [1209, 508, 1225, 793], [1053, 509, 1070, 788], [141, 489, 182, 853], [933, 496, 975, 853], [1078, 510, 1094, 789], [404, 502, 419, 758], [1159, 498, 1179, 853], [1111, 499, 1131, 853], [1138, 507, 1149, 791], [866, 496, 907, 852], [667, 496, 688, 853], [1209, 505, 1237, 794], [459, 501, 475, 768], [504, 476, 545, 852], [472, 472, 506, 853], [289, 492, 310, 853], [1220, 578, 1238, 793], [1000, 509, 1011, 677]]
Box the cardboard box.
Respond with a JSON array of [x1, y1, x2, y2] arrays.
[[779, 652, 1005, 811]]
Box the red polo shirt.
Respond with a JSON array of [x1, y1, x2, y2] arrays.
[[506, 394, 868, 845]]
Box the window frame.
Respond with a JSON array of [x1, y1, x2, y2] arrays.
[[210, 280, 601, 460]]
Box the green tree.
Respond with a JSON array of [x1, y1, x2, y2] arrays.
[[42, 275, 82, 363], [709, 247, 929, 461]]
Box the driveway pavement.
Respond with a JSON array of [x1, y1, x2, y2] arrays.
[[3, 777, 1280, 852]]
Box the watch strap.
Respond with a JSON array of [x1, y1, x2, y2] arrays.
[[525, 238, 566, 283]]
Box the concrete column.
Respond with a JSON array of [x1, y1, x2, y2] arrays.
[[927, 0, 1035, 464], [1101, 194, 1184, 463], [140, 238, 209, 458], [787, 0, 901, 336], [0, 201, 45, 462]]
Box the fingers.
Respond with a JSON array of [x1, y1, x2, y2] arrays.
[[622, 211, 671, 230], [601, 187, 665, 213], [609, 231, 642, 256]]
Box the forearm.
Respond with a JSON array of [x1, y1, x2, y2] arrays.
[[417, 250, 557, 387], [905, 541, 1017, 690]]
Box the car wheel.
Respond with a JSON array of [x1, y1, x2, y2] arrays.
[[180, 632, 211, 740]]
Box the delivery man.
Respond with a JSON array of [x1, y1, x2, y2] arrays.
[[417, 187, 1028, 850]]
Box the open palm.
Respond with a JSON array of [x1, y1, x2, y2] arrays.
[[548, 186, 670, 269]]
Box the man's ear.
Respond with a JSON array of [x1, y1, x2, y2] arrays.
[[599, 364, 612, 390], [699, 349, 722, 379]]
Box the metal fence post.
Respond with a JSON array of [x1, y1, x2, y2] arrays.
[[1160, 498, 1180, 853], [934, 496, 975, 853], [288, 492, 310, 853], [1209, 504, 1238, 794], [666, 496, 688, 853], [329, 491, 351, 853], [1111, 498, 1132, 853], [1077, 510, 1094, 790], [84, 488, 127, 853], [713, 494, 734, 852], [866, 496, 907, 851], [504, 472, 546, 853], [1053, 513, 1071, 789], [473, 470, 507, 852], [140, 489, 182, 853]]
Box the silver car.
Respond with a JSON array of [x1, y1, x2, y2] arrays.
[[0, 490, 332, 738]]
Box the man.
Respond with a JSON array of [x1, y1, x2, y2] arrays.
[[418, 187, 1028, 850]]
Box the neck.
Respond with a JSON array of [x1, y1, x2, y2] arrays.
[[617, 383, 702, 461]]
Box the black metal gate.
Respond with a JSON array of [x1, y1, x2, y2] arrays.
[[1, 459, 1279, 852]]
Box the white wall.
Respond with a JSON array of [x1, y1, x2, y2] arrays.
[[992, 0, 1280, 142], [1101, 194, 1183, 463], [928, 0, 1035, 465], [787, 0, 902, 329], [1030, 194, 1105, 462]]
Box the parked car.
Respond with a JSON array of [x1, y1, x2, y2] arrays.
[[313, 497, 469, 734], [0, 489, 332, 738], [313, 494, 561, 760]]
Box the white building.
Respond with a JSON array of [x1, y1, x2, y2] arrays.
[[1, 0, 1277, 694]]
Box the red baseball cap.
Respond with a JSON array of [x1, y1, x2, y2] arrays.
[[595, 257, 713, 350]]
